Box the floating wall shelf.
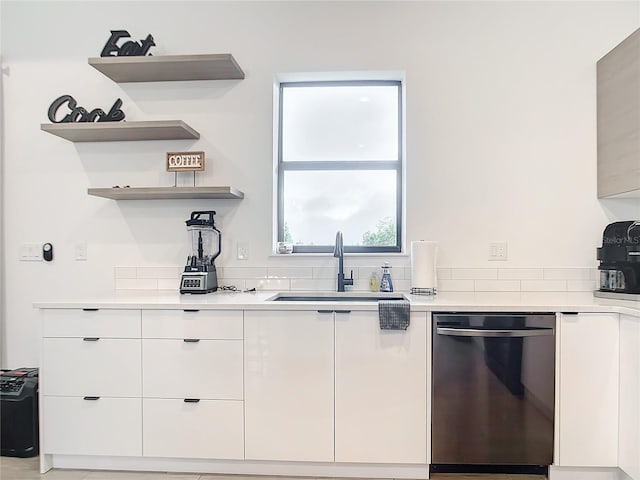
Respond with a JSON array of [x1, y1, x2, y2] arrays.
[[87, 186, 245, 200], [40, 121, 200, 142], [88, 54, 245, 83]]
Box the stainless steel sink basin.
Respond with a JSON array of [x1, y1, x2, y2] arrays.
[[267, 292, 407, 302]]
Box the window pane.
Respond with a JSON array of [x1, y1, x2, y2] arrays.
[[282, 170, 397, 246], [282, 84, 399, 162]]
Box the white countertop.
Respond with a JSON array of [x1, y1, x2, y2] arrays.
[[33, 290, 640, 317]]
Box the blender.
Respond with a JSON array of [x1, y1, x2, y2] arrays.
[[179, 211, 221, 294]]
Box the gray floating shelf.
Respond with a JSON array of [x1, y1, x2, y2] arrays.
[[41, 121, 200, 142], [88, 54, 245, 82], [87, 186, 244, 200]]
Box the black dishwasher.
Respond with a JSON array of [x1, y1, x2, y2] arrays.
[[431, 313, 555, 475]]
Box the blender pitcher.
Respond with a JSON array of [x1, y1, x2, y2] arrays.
[[180, 211, 221, 294]]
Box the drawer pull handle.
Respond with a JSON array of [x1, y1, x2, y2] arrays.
[[82, 308, 99, 312], [317, 310, 333, 314], [183, 338, 200, 343], [83, 396, 100, 401], [184, 398, 200, 403], [183, 309, 200, 313], [83, 337, 100, 341], [334, 310, 352, 314]]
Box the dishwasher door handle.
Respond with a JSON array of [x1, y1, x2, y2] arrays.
[[436, 327, 554, 337]]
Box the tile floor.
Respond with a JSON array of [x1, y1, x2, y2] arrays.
[[0, 457, 546, 480]]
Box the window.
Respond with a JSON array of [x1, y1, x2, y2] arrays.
[[276, 80, 403, 253]]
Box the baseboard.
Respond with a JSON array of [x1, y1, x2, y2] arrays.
[[549, 466, 624, 480], [49, 455, 430, 479]]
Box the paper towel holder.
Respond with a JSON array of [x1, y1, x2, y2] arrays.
[[410, 287, 436, 295]]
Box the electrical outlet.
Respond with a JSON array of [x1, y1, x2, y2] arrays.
[[488, 242, 508, 261], [237, 241, 249, 260], [75, 242, 88, 261]]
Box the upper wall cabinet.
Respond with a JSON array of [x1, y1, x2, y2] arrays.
[[597, 28, 640, 198], [88, 54, 245, 83]]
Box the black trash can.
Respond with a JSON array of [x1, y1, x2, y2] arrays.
[[0, 368, 39, 457]]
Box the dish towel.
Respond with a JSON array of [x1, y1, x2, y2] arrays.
[[378, 299, 410, 330]]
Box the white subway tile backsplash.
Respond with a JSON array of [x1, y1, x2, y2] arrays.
[[521, 280, 567, 292], [157, 278, 180, 290], [543, 268, 591, 280], [451, 269, 498, 280], [245, 278, 290, 291], [436, 268, 452, 280], [115, 267, 137, 279], [498, 268, 543, 280], [115, 278, 158, 290], [438, 279, 475, 292], [114, 264, 597, 294], [475, 280, 521, 292], [267, 267, 313, 279], [291, 278, 336, 291], [312, 267, 338, 279], [567, 280, 598, 292], [138, 267, 181, 279], [223, 267, 268, 279]]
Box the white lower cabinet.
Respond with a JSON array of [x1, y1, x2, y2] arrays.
[[619, 314, 640, 480], [43, 396, 142, 456], [334, 311, 427, 464], [143, 398, 243, 459], [142, 339, 243, 399], [557, 312, 619, 467], [43, 338, 141, 397], [244, 310, 334, 462]]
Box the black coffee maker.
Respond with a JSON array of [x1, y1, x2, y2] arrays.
[[597, 221, 640, 294]]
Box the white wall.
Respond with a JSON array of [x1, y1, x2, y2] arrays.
[[1, 1, 639, 367]]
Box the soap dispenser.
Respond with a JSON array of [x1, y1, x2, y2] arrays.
[[379, 262, 394, 293]]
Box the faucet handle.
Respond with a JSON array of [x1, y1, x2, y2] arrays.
[[345, 270, 354, 286]]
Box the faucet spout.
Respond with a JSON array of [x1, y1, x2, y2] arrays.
[[333, 231, 353, 292]]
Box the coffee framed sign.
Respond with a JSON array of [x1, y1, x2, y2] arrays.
[[166, 151, 205, 172]]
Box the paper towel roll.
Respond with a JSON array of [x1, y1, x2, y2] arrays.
[[411, 241, 438, 293]]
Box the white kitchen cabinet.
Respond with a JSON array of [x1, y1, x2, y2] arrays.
[[142, 339, 242, 399], [142, 309, 243, 339], [43, 338, 141, 397], [334, 310, 427, 464], [597, 27, 640, 198], [244, 310, 334, 462], [143, 398, 243, 459], [619, 314, 640, 480], [41, 308, 143, 458], [43, 396, 142, 456], [557, 312, 619, 467]]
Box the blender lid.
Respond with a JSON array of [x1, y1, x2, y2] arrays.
[[186, 211, 217, 227]]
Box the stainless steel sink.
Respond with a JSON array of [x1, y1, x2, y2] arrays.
[[267, 292, 407, 302]]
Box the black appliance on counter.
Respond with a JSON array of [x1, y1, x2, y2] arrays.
[[0, 368, 39, 458], [597, 221, 640, 295]]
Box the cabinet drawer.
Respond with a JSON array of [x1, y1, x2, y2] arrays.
[[43, 338, 141, 397], [43, 309, 140, 338], [142, 309, 242, 339], [142, 339, 242, 399], [143, 398, 243, 459], [43, 396, 141, 456]]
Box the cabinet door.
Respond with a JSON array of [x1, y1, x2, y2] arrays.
[[244, 310, 334, 462], [42, 338, 141, 397], [335, 310, 427, 464], [42, 308, 140, 338], [43, 396, 141, 456], [142, 339, 242, 399], [619, 314, 640, 480], [143, 398, 243, 459], [558, 313, 619, 467]]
